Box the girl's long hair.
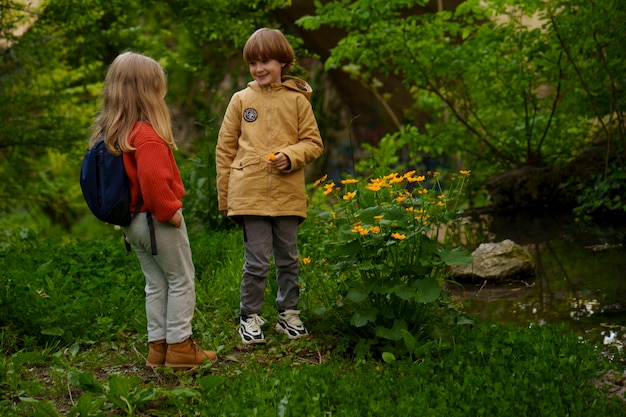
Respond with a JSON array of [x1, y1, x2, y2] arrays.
[[90, 52, 177, 154]]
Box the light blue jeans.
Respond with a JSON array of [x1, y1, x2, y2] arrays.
[[124, 211, 196, 344], [240, 216, 301, 317]]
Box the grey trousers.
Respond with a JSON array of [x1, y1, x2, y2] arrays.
[[124, 211, 196, 344], [240, 216, 301, 317]]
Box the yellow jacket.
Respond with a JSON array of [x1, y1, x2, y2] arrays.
[[216, 76, 324, 219]]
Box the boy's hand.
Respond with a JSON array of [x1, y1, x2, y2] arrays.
[[267, 152, 291, 171]]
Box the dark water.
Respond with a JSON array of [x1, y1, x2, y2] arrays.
[[451, 212, 626, 353]]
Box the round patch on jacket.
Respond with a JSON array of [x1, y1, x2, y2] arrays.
[[243, 108, 258, 122]]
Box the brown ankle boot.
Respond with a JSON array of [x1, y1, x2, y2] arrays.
[[165, 337, 217, 369], [146, 339, 167, 368]]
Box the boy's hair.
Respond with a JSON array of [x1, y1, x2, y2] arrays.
[[243, 28, 295, 75], [90, 52, 176, 154]]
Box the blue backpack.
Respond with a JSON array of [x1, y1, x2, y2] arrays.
[[80, 137, 133, 226], [80, 136, 157, 254]]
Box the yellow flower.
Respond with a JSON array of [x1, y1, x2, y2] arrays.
[[351, 222, 362, 233], [437, 201, 445, 207], [314, 174, 328, 186], [418, 189, 428, 195], [391, 232, 406, 240], [343, 191, 357, 201], [351, 222, 369, 235], [374, 215, 384, 220], [341, 178, 358, 185], [369, 226, 380, 233], [389, 176, 404, 184], [323, 181, 335, 195], [396, 196, 407, 203], [302, 257, 311, 264], [367, 183, 382, 192], [459, 170, 471, 176], [406, 206, 414, 212], [267, 153, 276, 160]]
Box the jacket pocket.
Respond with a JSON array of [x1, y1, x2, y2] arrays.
[[231, 155, 260, 170]]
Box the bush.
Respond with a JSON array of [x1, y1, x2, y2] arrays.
[[300, 170, 473, 358], [0, 228, 145, 349]]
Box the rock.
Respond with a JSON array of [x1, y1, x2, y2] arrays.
[[449, 239, 535, 282]]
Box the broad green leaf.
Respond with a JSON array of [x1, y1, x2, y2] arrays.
[[438, 247, 472, 265], [413, 276, 441, 303], [382, 351, 396, 363], [351, 308, 377, 327], [401, 329, 417, 353], [346, 288, 370, 303]]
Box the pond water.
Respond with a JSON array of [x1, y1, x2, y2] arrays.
[[449, 211, 626, 354]]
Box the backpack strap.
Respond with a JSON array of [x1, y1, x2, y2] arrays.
[[124, 195, 158, 256], [146, 211, 157, 256]]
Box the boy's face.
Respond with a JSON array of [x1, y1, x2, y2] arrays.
[[249, 59, 285, 87]]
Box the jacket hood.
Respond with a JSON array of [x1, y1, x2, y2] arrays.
[[248, 76, 313, 101]]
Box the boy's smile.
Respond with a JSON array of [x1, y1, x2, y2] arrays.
[[249, 59, 285, 87]]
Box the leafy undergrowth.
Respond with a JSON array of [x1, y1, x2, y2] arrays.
[[1, 230, 625, 416], [2, 323, 625, 416]]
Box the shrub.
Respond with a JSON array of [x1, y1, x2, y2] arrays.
[[300, 169, 473, 357], [0, 229, 144, 350]]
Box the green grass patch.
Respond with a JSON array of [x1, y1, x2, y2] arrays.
[[0, 229, 624, 416]]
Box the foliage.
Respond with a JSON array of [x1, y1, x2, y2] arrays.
[[298, 0, 626, 199], [3, 321, 625, 416], [566, 163, 626, 223], [300, 169, 472, 357], [1, 229, 625, 415], [0, 0, 297, 235], [0, 229, 144, 348]]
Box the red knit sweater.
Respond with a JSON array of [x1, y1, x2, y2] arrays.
[[123, 121, 184, 223]]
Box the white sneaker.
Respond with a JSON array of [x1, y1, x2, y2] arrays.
[[239, 314, 266, 344], [275, 310, 308, 340]]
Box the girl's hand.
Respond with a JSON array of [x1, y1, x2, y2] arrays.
[[267, 152, 291, 171], [169, 210, 183, 228]]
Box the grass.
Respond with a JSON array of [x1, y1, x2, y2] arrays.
[[1, 226, 625, 416]]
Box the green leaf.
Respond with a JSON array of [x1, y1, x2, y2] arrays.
[[346, 288, 370, 303], [382, 351, 396, 363], [394, 286, 415, 300], [375, 319, 408, 341], [413, 276, 441, 303], [351, 308, 377, 327], [69, 371, 103, 394], [30, 400, 61, 417], [401, 329, 417, 353], [438, 247, 472, 265], [197, 375, 227, 391]]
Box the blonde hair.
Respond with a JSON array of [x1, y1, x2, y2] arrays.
[[90, 52, 176, 155], [243, 28, 295, 75]]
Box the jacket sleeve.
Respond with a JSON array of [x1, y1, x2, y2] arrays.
[[280, 94, 324, 172], [216, 94, 242, 211]]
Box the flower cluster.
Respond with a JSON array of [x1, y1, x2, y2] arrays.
[[313, 170, 470, 249], [301, 169, 472, 341]]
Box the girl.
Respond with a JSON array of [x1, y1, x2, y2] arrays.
[[90, 52, 216, 368]]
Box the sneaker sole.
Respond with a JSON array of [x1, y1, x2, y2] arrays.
[[239, 329, 266, 344], [275, 323, 308, 340]]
